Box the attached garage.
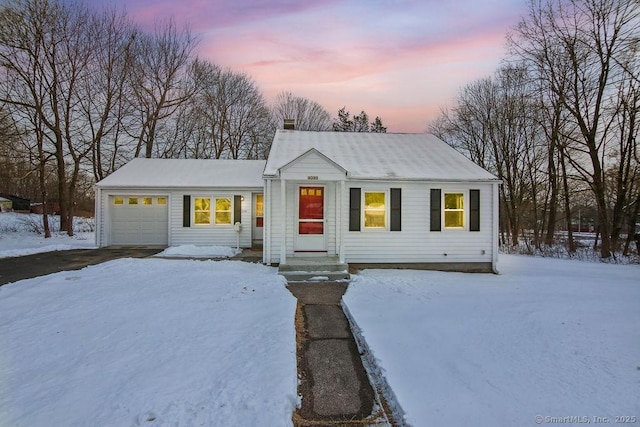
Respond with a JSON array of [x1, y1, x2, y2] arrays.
[[109, 196, 168, 245], [94, 158, 266, 248]]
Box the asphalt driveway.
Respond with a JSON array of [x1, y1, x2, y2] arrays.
[[0, 247, 163, 286]]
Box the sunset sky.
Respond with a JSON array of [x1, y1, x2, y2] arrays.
[[99, 0, 528, 133]]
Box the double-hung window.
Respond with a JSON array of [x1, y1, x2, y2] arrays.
[[215, 198, 232, 225], [444, 192, 464, 228], [194, 197, 211, 225], [364, 191, 386, 229]]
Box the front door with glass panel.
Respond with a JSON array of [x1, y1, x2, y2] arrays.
[[296, 186, 326, 251], [252, 193, 264, 246]]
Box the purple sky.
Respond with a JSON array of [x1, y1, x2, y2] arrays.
[[99, 0, 527, 132]]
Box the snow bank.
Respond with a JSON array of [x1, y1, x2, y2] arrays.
[[154, 244, 241, 258], [344, 255, 640, 426], [0, 213, 95, 258], [0, 259, 297, 426]]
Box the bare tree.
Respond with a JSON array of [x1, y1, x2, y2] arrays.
[[430, 66, 547, 247], [510, 0, 640, 258], [163, 61, 274, 160], [0, 0, 98, 235], [81, 8, 138, 181], [271, 91, 331, 131], [127, 19, 197, 159], [216, 70, 271, 159]]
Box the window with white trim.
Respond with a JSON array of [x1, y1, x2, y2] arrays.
[[215, 197, 232, 225], [444, 192, 465, 228], [194, 197, 211, 225], [364, 191, 387, 229]]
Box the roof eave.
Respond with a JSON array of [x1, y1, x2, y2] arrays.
[[346, 176, 501, 182]]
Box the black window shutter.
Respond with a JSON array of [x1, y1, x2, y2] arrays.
[[430, 189, 441, 231], [470, 189, 480, 231], [390, 188, 401, 231], [349, 188, 361, 231], [234, 195, 242, 224], [183, 195, 191, 227]]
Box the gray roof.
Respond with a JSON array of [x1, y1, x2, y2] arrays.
[[264, 130, 498, 181], [96, 158, 266, 189]]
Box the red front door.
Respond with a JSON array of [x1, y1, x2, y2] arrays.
[[296, 186, 325, 251]]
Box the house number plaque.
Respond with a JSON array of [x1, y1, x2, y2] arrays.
[[307, 176, 318, 180]]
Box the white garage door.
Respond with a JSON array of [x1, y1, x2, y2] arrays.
[[110, 196, 168, 245]]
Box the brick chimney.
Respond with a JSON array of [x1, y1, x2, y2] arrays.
[[283, 119, 295, 130]]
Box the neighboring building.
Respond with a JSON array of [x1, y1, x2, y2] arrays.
[[95, 130, 500, 272], [0, 194, 30, 212], [30, 202, 60, 215], [0, 197, 12, 212], [95, 159, 265, 248]]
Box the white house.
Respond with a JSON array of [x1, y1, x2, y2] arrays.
[[95, 130, 500, 272], [95, 159, 265, 248], [263, 130, 500, 273]]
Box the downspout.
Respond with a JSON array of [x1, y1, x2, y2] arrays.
[[280, 177, 287, 265], [94, 187, 101, 247], [264, 179, 271, 265], [339, 179, 346, 263], [492, 181, 500, 274]]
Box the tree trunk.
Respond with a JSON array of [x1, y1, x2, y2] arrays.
[[559, 147, 575, 253]]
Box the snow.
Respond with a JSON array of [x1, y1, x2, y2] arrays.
[[95, 158, 266, 188], [0, 258, 297, 426], [343, 255, 640, 426], [0, 213, 95, 258], [154, 244, 241, 258], [3, 210, 639, 426], [264, 129, 499, 181]]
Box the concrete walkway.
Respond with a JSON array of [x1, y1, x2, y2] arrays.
[[288, 282, 387, 426]]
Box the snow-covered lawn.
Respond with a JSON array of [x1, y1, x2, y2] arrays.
[[0, 213, 95, 258], [344, 255, 640, 426], [3, 211, 638, 426], [0, 259, 297, 426]]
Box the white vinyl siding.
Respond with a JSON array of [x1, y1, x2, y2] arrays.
[[342, 181, 495, 263], [267, 180, 338, 261], [266, 179, 495, 265], [279, 150, 346, 181], [170, 189, 257, 248], [98, 187, 260, 248]]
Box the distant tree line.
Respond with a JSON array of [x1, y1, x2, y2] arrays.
[[431, 0, 639, 258], [0, 0, 386, 236]]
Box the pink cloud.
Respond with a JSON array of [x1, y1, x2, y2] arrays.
[[195, 22, 510, 132], [94, 0, 526, 132]]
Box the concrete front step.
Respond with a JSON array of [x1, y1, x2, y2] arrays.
[[279, 270, 350, 282], [278, 257, 350, 282], [278, 257, 348, 272]]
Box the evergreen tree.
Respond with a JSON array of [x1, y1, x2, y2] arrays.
[[332, 107, 353, 131], [370, 116, 387, 133], [353, 111, 369, 132], [333, 107, 386, 132]]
